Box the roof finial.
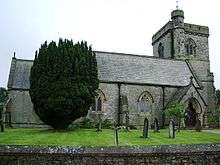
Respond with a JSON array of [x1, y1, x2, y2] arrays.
[[13, 52, 16, 59], [176, 0, 179, 10]]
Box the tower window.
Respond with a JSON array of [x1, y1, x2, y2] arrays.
[[185, 38, 196, 55], [158, 43, 164, 58]]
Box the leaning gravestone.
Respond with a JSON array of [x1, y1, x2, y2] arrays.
[[125, 111, 130, 131], [195, 118, 202, 132], [0, 110, 4, 132], [96, 112, 102, 132], [154, 118, 160, 132], [0, 120, 3, 132], [114, 126, 119, 146], [169, 120, 175, 138], [143, 118, 149, 138]]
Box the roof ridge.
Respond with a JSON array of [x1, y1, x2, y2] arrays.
[[185, 59, 203, 89], [95, 51, 187, 62]]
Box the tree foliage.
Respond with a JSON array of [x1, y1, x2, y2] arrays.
[[165, 102, 185, 130], [216, 89, 220, 107], [208, 110, 220, 128], [29, 39, 99, 129], [0, 87, 8, 112]]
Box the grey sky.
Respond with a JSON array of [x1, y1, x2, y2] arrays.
[[0, 0, 219, 89]]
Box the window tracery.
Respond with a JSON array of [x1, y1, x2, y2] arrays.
[[138, 91, 153, 112], [185, 38, 196, 55]]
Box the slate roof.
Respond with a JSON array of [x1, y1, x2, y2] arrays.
[[165, 85, 192, 109], [8, 59, 33, 90], [96, 51, 197, 87], [7, 51, 198, 90]]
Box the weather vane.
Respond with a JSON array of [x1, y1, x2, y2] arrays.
[[176, 0, 179, 10]]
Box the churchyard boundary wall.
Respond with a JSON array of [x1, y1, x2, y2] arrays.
[[0, 144, 219, 164]]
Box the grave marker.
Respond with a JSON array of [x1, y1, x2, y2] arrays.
[[169, 119, 176, 138], [143, 117, 149, 138]]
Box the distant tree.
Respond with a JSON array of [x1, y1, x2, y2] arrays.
[[30, 39, 99, 129], [208, 108, 220, 128], [165, 102, 185, 131], [0, 88, 7, 112], [216, 89, 220, 108]]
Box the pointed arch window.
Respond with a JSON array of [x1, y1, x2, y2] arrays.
[[97, 97, 102, 111], [158, 42, 164, 58], [185, 38, 196, 55], [91, 89, 106, 112], [137, 91, 154, 112]]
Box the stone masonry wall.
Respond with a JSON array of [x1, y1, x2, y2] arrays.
[[120, 84, 163, 127], [153, 32, 172, 59], [7, 90, 43, 127], [0, 144, 219, 165]]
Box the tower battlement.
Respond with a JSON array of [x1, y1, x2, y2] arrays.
[[184, 23, 209, 36]]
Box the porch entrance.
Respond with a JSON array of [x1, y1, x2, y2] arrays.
[[185, 98, 201, 127]]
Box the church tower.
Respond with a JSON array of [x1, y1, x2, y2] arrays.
[[152, 9, 209, 61], [152, 8, 216, 113]]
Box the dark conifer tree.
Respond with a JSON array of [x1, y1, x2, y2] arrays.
[[30, 39, 99, 129]]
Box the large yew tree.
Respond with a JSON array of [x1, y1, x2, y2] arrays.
[[30, 39, 99, 129]]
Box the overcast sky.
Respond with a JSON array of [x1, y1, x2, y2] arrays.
[[0, 0, 219, 89]]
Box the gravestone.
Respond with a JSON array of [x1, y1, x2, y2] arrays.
[[0, 110, 4, 132], [125, 111, 130, 131], [195, 118, 202, 132], [154, 118, 160, 132], [0, 120, 3, 132], [143, 118, 149, 138], [114, 127, 119, 146], [169, 120, 175, 138], [96, 112, 102, 132]]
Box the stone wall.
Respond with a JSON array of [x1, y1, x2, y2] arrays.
[[153, 32, 172, 59], [0, 144, 219, 164], [7, 90, 43, 127]]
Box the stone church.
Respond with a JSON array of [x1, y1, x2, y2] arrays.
[[5, 9, 216, 128]]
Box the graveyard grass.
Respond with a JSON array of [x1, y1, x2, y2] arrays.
[[0, 128, 220, 146]]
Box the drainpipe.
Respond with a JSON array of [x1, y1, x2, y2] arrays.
[[162, 86, 165, 128], [118, 83, 121, 126]]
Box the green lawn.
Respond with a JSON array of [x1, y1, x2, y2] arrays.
[[0, 128, 219, 146]]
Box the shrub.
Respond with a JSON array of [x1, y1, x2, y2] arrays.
[[0, 87, 7, 117], [208, 110, 220, 128], [29, 39, 99, 129], [165, 102, 184, 131]]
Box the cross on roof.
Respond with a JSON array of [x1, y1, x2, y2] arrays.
[[176, 0, 179, 10]]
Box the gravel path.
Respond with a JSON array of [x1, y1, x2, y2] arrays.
[[203, 129, 220, 134]]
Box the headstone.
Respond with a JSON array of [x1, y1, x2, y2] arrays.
[[169, 119, 175, 138], [219, 117, 220, 128], [0, 110, 4, 132], [0, 121, 4, 132], [154, 118, 160, 132], [96, 113, 102, 132], [143, 118, 149, 138], [195, 118, 202, 132], [114, 127, 119, 146], [125, 111, 130, 131]]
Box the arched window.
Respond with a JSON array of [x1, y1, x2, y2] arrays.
[[97, 97, 102, 111], [185, 38, 196, 55], [91, 89, 106, 112], [137, 91, 154, 112], [158, 42, 164, 58]]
